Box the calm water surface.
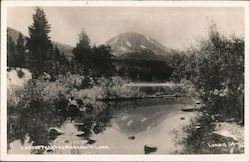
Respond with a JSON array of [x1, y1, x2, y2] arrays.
[[9, 97, 196, 154]]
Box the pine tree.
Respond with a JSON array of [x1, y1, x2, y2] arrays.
[[76, 29, 90, 49], [16, 33, 26, 68], [54, 46, 61, 61], [26, 7, 52, 77], [91, 44, 114, 76], [7, 35, 16, 67], [58, 52, 70, 75], [72, 29, 91, 75]]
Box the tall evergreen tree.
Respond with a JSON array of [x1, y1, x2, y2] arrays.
[[91, 45, 115, 76], [76, 29, 90, 49], [26, 7, 52, 77], [54, 46, 61, 60], [7, 35, 16, 67], [16, 33, 26, 68], [72, 29, 91, 74]]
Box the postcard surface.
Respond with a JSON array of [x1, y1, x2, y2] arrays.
[[1, 0, 249, 161]]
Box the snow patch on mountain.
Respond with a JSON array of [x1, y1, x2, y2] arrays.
[[146, 36, 155, 44], [126, 41, 132, 47], [140, 44, 146, 49], [120, 46, 127, 51], [112, 37, 119, 44]]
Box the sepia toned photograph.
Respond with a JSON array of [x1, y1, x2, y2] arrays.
[[1, 1, 249, 161]]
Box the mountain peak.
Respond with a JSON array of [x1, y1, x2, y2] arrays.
[[106, 32, 172, 57], [119, 31, 144, 36]]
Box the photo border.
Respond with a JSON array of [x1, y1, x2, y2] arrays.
[[1, 1, 249, 161]]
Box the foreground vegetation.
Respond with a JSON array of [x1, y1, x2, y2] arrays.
[[180, 110, 244, 154], [176, 26, 244, 153]]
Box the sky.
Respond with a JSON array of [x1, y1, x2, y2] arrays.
[[7, 7, 244, 50]]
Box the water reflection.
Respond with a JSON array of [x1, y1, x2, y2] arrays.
[[8, 97, 196, 154]]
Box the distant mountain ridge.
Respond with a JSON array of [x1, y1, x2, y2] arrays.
[[7, 28, 176, 62], [106, 32, 174, 57], [7, 27, 74, 60]]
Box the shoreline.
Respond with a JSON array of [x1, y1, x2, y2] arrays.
[[97, 94, 181, 102], [179, 109, 244, 154]]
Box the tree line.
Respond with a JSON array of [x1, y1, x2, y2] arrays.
[[7, 7, 116, 80], [7, 7, 177, 82]]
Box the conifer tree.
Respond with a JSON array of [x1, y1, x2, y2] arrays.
[[7, 35, 16, 67], [54, 46, 61, 60], [26, 7, 52, 77], [16, 33, 26, 68], [72, 29, 91, 75]]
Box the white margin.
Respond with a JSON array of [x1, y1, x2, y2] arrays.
[[1, 1, 250, 161]]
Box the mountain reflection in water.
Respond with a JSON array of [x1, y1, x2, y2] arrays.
[[8, 97, 196, 154]]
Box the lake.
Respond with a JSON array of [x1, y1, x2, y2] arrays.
[[8, 97, 197, 154]]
